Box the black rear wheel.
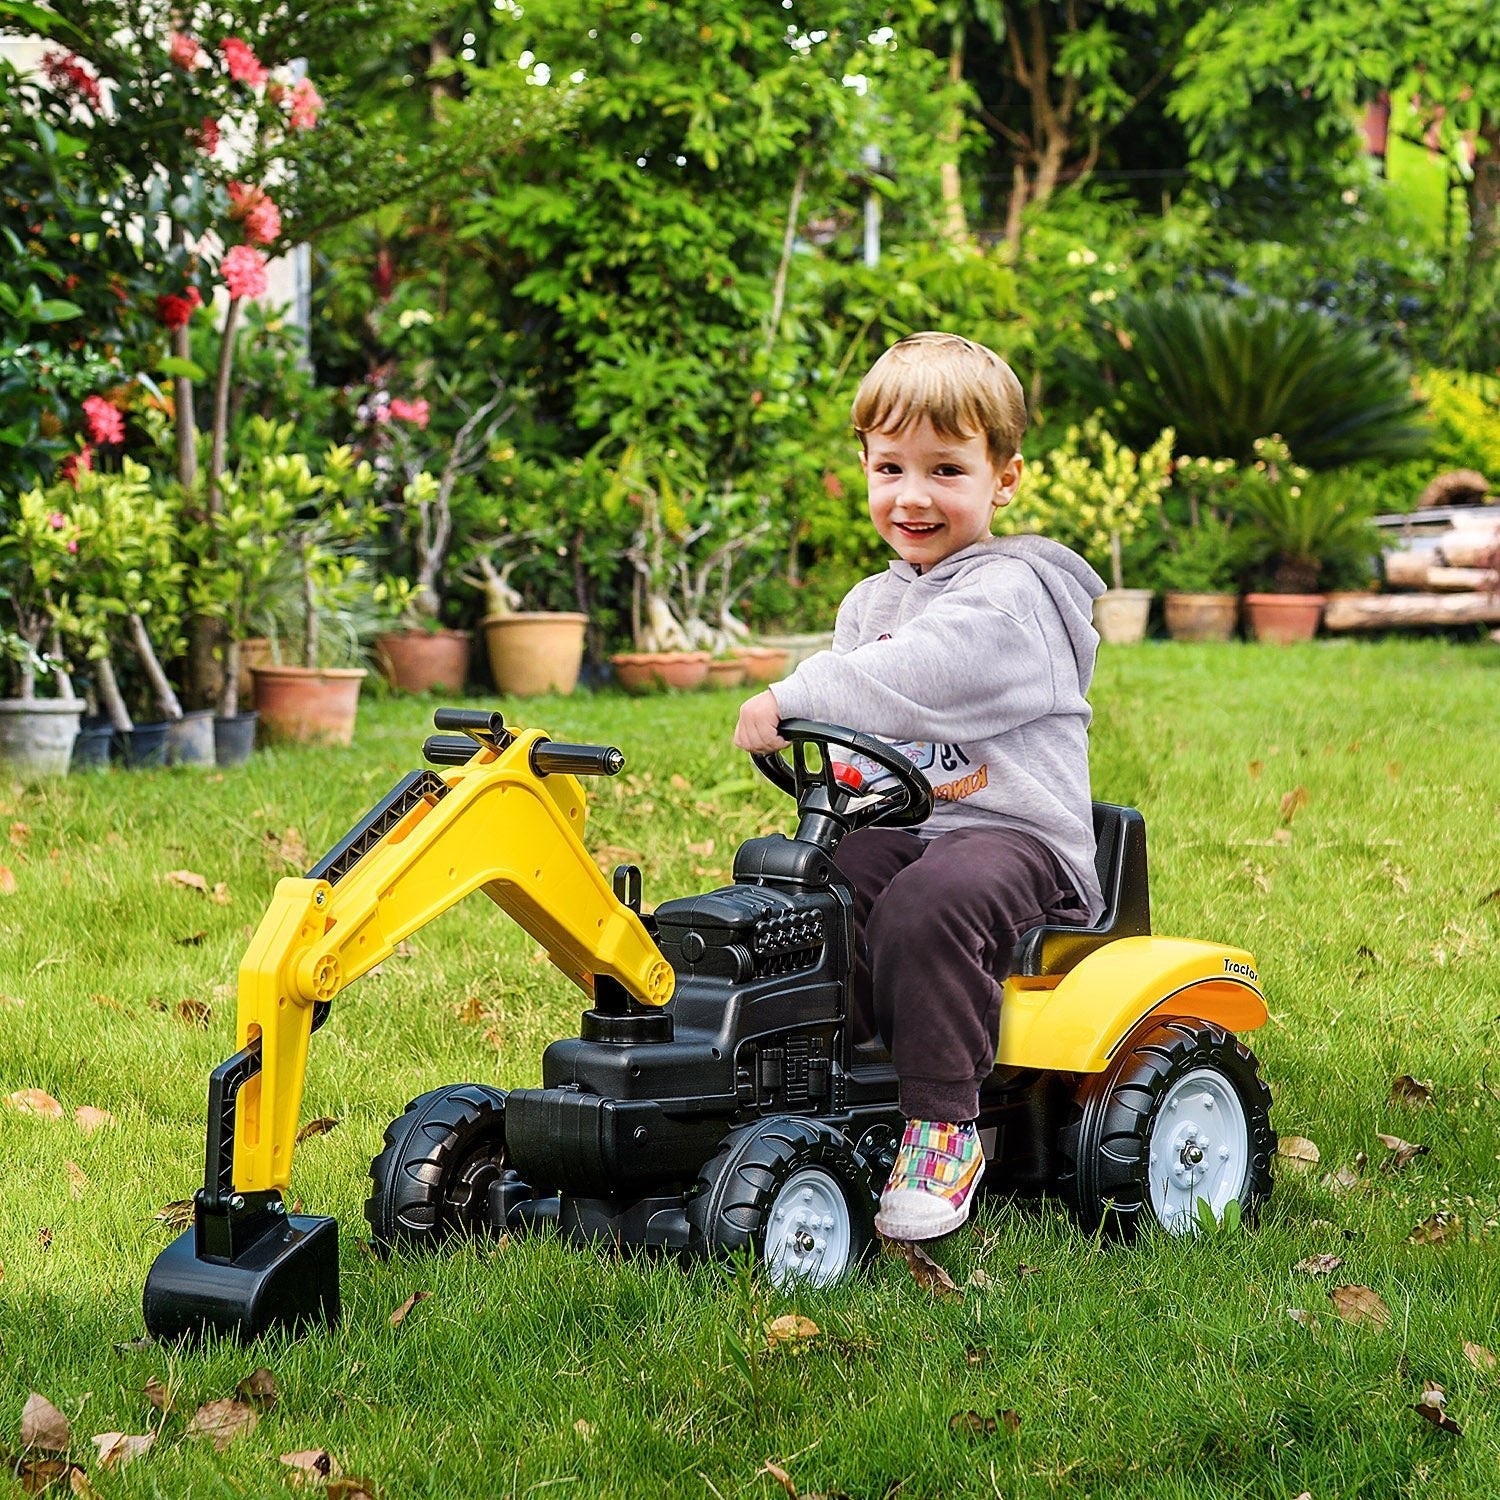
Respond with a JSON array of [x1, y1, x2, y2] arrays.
[[688, 1117, 877, 1287], [1059, 1019, 1275, 1238], [365, 1083, 512, 1253]]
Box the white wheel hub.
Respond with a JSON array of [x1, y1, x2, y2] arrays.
[[1147, 1066, 1249, 1233], [763, 1167, 852, 1287]]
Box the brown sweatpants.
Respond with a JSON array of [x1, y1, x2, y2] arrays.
[[833, 825, 1090, 1123]]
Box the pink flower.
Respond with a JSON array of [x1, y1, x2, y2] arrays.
[[287, 77, 323, 130], [47, 511, 66, 529], [221, 244, 269, 301], [220, 37, 267, 87], [168, 32, 201, 70], [227, 182, 281, 246], [82, 395, 125, 446], [41, 50, 102, 110], [389, 397, 430, 429], [193, 116, 221, 155]]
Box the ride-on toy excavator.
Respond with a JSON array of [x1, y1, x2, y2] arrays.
[[143, 707, 1275, 1341]]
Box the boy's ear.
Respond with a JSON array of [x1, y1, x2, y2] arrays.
[[856, 444, 870, 477], [993, 454, 1024, 509]]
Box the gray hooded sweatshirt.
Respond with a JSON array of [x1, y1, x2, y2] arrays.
[[770, 535, 1106, 921]]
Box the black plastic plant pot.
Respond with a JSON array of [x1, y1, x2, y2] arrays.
[[116, 721, 169, 769], [143, 1213, 340, 1342], [213, 711, 259, 768], [70, 718, 114, 772]]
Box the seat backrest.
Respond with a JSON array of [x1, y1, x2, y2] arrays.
[[1010, 802, 1151, 977]]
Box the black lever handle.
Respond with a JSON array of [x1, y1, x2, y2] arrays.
[[433, 707, 506, 735], [530, 740, 625, 777], [422, 734, 482, 766]]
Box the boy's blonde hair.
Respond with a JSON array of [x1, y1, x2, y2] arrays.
[[851, 331, 1026, 466]]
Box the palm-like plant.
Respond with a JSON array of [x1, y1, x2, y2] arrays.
[[1095, 291, 1429, 469]]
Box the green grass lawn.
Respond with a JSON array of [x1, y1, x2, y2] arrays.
[[2, 639, 1497, 1498]]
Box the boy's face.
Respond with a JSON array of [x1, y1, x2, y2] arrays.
[[860, 417, 1022, 570]]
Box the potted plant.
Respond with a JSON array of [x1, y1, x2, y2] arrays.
[[1153, 457, 1254, 643], [182, 448, 300, 764], [59, 462, 209, 768], [249, 444, 381, 745], [1003, 417, 1175, 645], [0, 489, 85, 776], [1237, 437, 1381, 643]]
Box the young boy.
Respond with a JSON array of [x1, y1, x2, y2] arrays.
[[732, 331, 1106, 1242]]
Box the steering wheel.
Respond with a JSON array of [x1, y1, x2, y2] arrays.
[[751, 719, 933, 833]]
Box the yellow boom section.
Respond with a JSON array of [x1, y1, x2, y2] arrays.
[[230, 728, 674, 1193]]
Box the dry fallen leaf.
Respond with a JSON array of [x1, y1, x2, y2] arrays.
[[326, 1479, 379, 1500], [1408, 1211, 1462, 1245], [389, 1290, 431, 1327], [21, 1392, 72, 1452], [173, 998, 212, 1027], [154, 1200, 195, 1231], [10, 1458, 78, 1493], [1277, 1136, 1320, 1172], [882, 1236, 961, 1298], [73, 1106, 114, 1134], [1376, 1132, 1428, 1171], [1278, 785, 1310, 824], [1412, 1380, 1463, 1436], [1294, 1253, 1344, 1276], [91, 1431, 155, 1470], [1286, 1308, 1319, 1329], [6, 1088, 64, 1119], [185, 1398, 258, 1450], [143, 1377, 176, 1414], [967, 1267, 993, 1289], [1462, 1341, 1496, 1372], [9, 820, 30, 845], [295, 1117, 339, 1143], [36, 1226, 52, 1251], [209, 882, 231, 905], [572, 1420, 595, 1441], [264, 827, 310, 870], [1247, 759, 1264, 781], [1329, 1284, 1392, 1329], [175, 930, 208, 947], [236, 1367, 278, 1410], [281, 1448, 342, 1484], [0, 865, 18, 896], [64, 1161, 88, 1200], [1319, 1164, 1364, 1195], [1389, 1075, 1433, 1106], [164, 869, 208, 895], [948, 1408, 1021, 1438], [453, 996, 484, 1025], [1016, 1262, 1039, 1278], [765, 1314, 820, 1347], [761, 1461, 798, 1499]]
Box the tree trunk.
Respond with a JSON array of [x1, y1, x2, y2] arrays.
[[1467, 115, 1500, 263], [93, 655, 133, 732], [219, 638, 242, 719], [1323, 592, 1500, 631], [127, 611, 184, 720], [939, 26, 969, 244]]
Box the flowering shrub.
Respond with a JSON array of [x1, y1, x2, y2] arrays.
[[999, 416, 1176, 590]]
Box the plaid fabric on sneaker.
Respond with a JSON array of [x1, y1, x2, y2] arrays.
[[874, 1118, 985, 1242]]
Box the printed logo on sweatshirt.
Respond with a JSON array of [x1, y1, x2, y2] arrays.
[[844, 741, 989, 804], [934, 762, 989, 803]]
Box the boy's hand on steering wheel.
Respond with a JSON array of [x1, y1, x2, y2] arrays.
[[733, 689, 787, 754]]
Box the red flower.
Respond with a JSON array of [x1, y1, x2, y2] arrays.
[[221, 37, 267, 87], [389, 398, 431, 429], [82, 396, 124, 446], [221, 244, 269, 301], [40, 50, 102, 110], [227, 182, 282, 247], [287, 77, 323, 130], [168, 31, 202, 70], [156, 286, 202, 329], [193, 116, 221, 155]]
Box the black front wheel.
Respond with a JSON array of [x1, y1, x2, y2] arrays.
[[366, 1083, 513, 1254], [1059, 1019, 1275, 1238], [687, 1117, 877, 1287]]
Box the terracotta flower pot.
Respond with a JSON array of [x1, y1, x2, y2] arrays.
[[650, 651, 711, 690], [1092, 588, 1154, 645], [375, 629, 471, 694], [1163, 592, 1240, 643], [252, 665, 367, 746], [482, 613, 587, 697], [734, 646, 790, 683], [1242, 592, 1325, 644], [609, 653, 661, 695], [706, 657, 749, 689]]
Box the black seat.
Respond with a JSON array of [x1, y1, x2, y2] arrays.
[[1010, 803, 1150, 978]]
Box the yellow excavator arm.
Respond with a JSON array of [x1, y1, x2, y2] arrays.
[[230, 722, 673, 1194]]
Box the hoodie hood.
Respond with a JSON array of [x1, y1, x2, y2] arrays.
[[889, 536, 1106, 691]]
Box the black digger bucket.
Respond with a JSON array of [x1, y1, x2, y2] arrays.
[[143, 1038, 341, 1341]]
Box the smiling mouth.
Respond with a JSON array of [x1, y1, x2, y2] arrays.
[[895, 522, 941, 536]]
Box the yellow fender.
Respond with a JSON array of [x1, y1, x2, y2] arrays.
[[997, 936, 1267, 1074]]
